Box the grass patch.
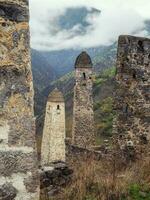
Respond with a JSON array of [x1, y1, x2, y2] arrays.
[[95, 97, 115, 140], [50, 153, 150, 200]]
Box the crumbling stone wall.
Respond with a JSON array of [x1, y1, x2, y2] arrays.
[[72, 52, 95, 148], [114, 35, 150, 148], [41, 88, 66, 166], [0, 0, 39, 199], [66, 142, 102, 164], [40, 161, 73, 200]]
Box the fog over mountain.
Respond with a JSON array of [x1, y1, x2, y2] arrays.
[[30, 4, 150, 118], [30, 0, 150, 51], [31, 6, 150, 81]]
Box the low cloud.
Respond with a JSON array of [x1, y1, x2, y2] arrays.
[[29, 0, 150, 51]]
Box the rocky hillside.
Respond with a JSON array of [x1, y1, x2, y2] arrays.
[[35, 66, 116, 147], [31, 49, 57, 92], [32, 43, 117, 115], [32, 6, 150, 141], [31, 6, 150, 112], [32, 37, 117, 143]]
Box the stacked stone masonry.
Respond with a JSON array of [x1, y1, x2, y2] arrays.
[[41, 88, 66, 166], [72, 52, 95, 148], [114, 35, 150, 147], [0, 0, 39, 199]]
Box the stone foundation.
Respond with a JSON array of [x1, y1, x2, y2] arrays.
[[40, 162, 73, 200]]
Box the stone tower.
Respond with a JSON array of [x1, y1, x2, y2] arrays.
[[72, 52, 95, 149], [41, 88, 66, 166], [114, 35, 150, 145], [0, 0, 39, 199]]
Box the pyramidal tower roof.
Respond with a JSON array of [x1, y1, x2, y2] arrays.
[[75, 51, 92, 68], [48, 88, 64, 102]]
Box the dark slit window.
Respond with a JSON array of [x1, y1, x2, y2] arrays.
[[132, 69, 136, 79], [133, 72, 136, 79], [83, 72, 86, 79], [2, 22, 6, 27], [57, 105, 60, 110], [138, 40, 144, 52]]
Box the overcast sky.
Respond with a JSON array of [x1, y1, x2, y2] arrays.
[[29, 0, 150, 51]]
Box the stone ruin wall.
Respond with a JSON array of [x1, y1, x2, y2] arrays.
[[0, 2, 150, 198], [114, 35, 150, 149], [0, 0, 39, 199]]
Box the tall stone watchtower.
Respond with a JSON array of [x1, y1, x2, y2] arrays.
[[72, 52, 95, 149], [41, 88, 66, 166], [114, 35, 150, 145], [0, 0, 39, 199]]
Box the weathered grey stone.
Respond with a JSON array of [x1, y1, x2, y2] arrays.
[[0, 151, 37, 176], [0, 0, 39, 199], [75, 51, 92, 68], [72, 52, 95, 148], [40, 162, 73, 198], [66, 142, 102, 162], [0, 2, 29, 22], [48, 188, 58, 197], [113, 35, 150, 149], [0, 183, 17, 200]]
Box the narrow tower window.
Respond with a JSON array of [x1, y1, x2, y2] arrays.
[[83, 72, 86, 80], [133, 72, 136, 79], [57, 105, 60, 110], [138, 40, 144, 52], [132, 69, 136, 79], [2, 22, 6, 27]]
